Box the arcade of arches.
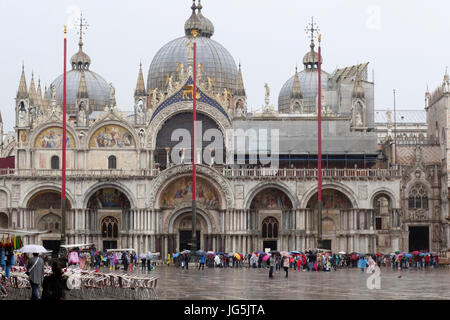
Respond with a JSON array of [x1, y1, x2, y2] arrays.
[[14, 183, 408, 256]]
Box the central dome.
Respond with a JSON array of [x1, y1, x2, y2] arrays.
[[147, 2, 238, 95]]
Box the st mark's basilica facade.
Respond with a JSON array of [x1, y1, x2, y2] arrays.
[[0, 2, 449, 259]]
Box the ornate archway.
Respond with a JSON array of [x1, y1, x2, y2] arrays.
[[149, 164, 233, 210], [245, 183, 297, 209]]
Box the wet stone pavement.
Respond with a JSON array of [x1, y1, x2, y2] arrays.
[[114, 264, 450, 300]]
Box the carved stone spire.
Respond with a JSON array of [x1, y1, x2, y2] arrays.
[[77, 70, 89, 99], [36, 78, 43, 107], [135, 61, 146, 97], [235, 63, 246, 97], [43, 85, 49, 111], [17, 63, 28, 99], [291, 65, 303, 99], [28, 72, 37, 105]]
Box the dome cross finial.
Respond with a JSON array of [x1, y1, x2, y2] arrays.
[[76, 11, 89, 49], [305, 16, 320, 46]]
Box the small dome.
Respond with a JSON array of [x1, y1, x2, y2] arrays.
[[197, 1, 214, 38], [279, 69, 328, 111], [70, 40, 91, 70], [49, 70, 110, 114], [303, 41, 322, 69], [148, 2, 237, 95], [184, 2, 203, 36], [147, 36, 238, 94]]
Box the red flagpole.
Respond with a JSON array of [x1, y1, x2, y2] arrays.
[[317, 35, 323, 247], [61, 26, 67, 247], [191, 29, 198, 252]]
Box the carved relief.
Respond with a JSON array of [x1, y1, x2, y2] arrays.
[[358, 185, 368, 200], [235, 185, 244, 200]]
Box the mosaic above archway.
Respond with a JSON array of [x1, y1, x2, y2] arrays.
[[28, 191, 72, 209], [307, 189, 352, 209], [34, 127, 75, 148], [250, 188, 293, 209], [160, 176, 220, 209], [89, 125, 135, 148], [87, 188, 131, 209]]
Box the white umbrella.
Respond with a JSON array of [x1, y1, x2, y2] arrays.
[[19, 244, 49, 253], [338, 251, 346, 255]]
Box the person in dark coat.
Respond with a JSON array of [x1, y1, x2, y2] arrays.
[[42, 261, 68, 300], [26, 253, 45, 300]]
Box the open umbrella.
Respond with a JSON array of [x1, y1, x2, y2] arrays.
[[262, 254, 271, 261], [257, 252, 265, 255], [376, 253, 382, 257], [270, 250, 280, 255], [19, 244, 49, 253], [196, 250, 206, 256], [216, 252, 225, 255], [395, 251, 401, 254], [172, 253, 180, 258], [419, 253, 425, 256], [291, 250, 301, 254], [207, 251, 215, 255], [181, 250, 191, 255], [412, 251, 420, 255], [234, 253, 241, 260], [280, 251, 289, 257], [338, 251, 346, 255], [405, 253, 412, 258]]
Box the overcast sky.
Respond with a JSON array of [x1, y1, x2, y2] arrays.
[[0, 0, 449, 132]]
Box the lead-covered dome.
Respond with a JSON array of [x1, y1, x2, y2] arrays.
[[278, 40, 328, 111], [48, 38, 110, 115], [147, 2, 238, 95]]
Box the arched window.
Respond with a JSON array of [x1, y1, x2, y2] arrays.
[[408, 184, 428, 210], [108, 155, 117, 169], [262, 216, 279, 239], [51, 156, 59, 169], [102, 216, 119, 238]]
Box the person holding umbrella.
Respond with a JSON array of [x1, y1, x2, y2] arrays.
[[268, 254, 275, 278], [26, 252, 45, 300], [198, 254, 206, 270], [282, 254, 290, 278]]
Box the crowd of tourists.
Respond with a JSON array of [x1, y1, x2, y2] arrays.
[[165, 249, 442, 278]]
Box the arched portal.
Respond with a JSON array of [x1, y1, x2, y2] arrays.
[[27, 190, 72, 254], [87, 187, 131, 250], [249, 187, 293, 251], [307, 188, 353, 251]]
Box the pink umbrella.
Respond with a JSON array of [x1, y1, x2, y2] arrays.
[[280, 251, 290, 257], [262, 254, 271, 261]]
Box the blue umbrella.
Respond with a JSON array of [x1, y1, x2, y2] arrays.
[[215, 252, 225, 255], [196, 250, 206, 256], [173, 253, 180, 258], [419, 253, 425, 256], [291, 250, 301, 254], [405, 253, 412, 258], [257, 252, 265, 255]]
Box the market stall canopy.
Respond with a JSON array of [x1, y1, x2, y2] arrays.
[[106, 248, 136, 252], [60, 243, 95, 249]]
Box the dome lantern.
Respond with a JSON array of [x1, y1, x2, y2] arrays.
[[184, 0, 203, 37]]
